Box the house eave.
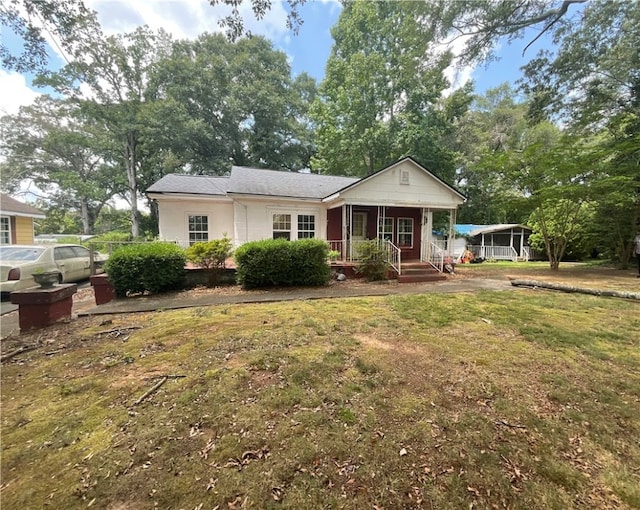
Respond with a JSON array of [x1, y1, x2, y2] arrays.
[[146, 192, 233, 203], [0, 210, 46, 219], [323, 196, 464, 209]]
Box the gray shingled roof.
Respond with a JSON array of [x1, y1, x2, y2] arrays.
[[146, 174, 230, 196], [0, 194, 45, 217], [145, 167, 359, 199], [228, 166, 358, 199]]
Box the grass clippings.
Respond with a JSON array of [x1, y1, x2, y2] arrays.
[[1, 269, 639, 509]]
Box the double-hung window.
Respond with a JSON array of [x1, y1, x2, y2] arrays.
[[378, 217, 393, 242], [272, 214, 291, 240], [0, 217, 10, 244], [297, 215, 315, 239], [188, 215, 208, 245], [397, 218, 413, 247]]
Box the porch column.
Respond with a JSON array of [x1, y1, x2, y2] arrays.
[[341, 205, 347, 260], [422, 208, 433, 261], [448, 208, 456, 257]]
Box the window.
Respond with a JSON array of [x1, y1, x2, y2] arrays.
[[71, 246, 90, 258], [378, 217, 393, 242], [397, 218, 413, 247], [54, 246, 77, 260], [297, 215, 315, 239], [188, 215, 208, 245], [0, 217, 10, 244], [273, 214, 291, 240], [400, 169, 410, 185]]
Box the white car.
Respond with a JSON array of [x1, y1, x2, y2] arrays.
[[0, 244, 107, 296]]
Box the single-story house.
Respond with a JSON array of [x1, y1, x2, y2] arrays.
[[0, 194, 46, 245], [147, 157, 466, 274], [456, 224, 537, 261]]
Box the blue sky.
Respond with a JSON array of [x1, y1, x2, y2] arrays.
[[0, 0, 561, 117]]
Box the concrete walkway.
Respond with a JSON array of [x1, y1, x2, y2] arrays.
[[0, 277, 517, 338], [78, 277, 515, 316]]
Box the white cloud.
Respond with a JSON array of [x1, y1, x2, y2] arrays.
[[86, 0, 292, 42], [439, 33, 477, 96], [0, 71, 41, 115]]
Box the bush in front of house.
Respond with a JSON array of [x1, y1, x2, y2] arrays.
[[355, 240, 390, 281], [105, 242, 186, 297], [185, 236, 234, 286], [185, 236, 233, 270], [234, 238, 331, 289]]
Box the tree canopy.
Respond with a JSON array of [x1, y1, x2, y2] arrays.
[[2, 0, 638, 270]]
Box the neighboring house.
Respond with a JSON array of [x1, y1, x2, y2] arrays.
[[456, 224, 537, 261], [0, 194, 46, 245], [147, 157, 466, 273]]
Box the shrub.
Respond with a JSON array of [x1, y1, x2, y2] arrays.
[[235, 238, 331, 289], [105, 242, 186, 297], [355, 240, 390, 281], [185, 236, 234, 286], [185, 236, 233, 270]]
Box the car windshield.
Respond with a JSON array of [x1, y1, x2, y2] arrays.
[[0, 247, 45, 261]]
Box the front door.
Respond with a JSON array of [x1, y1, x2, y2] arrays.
[[352, 212, 367, 241], [351, 211, 367, 259]]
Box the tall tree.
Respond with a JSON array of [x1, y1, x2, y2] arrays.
[[146, 33, 316, 176], [37, 18, 173, 237], [454, 84, 530, 223], [311, 0, 467, 178], [502, 125, 592, 270], [520, 0, 640, 266], [0, 96, 124, 234]]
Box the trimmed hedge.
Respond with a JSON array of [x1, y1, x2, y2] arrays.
[[234, 238, 331, 289], [105, 242, 186, 297]]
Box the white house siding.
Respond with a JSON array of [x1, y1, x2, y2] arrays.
[[232, 197, 326, 244], [156, 197, 234, 246], [338, 160, 464, 208]]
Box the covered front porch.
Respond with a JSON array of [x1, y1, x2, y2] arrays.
[[325, 204, 457, 275]]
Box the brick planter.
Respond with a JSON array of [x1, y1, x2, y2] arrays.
[[90, 274, 116, 305], [10, 284, 78, 332]]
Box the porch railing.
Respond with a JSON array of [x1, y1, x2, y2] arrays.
[[422, 241, 445, 273], [384, 240, 401, 276], [420, 240, 446, 271], [469, 245, 518, 261]]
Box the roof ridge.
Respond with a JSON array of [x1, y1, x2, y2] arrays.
[[231, 166, 358, 180]]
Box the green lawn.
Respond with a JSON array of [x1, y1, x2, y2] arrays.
[[2, 289, 639, 509]]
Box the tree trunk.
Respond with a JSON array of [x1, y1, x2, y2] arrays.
[[80, 198, 91, 235], [125, 131, 140, 238]]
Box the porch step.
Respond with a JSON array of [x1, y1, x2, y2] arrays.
[[397, 263, 447, 284]]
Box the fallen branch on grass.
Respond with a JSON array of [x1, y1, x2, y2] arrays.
[[97, 326, 143, 337], [509, 278, 640, 300], [0, 344, 38, 363], [496, 419, 527, 430], [132, 375, 186, 406], [133, 376, 168, 406]]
